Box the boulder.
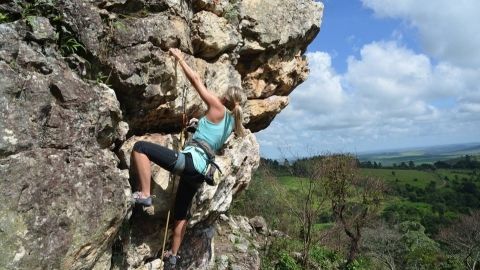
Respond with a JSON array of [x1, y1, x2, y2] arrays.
[[249, 216, 268, 235], [0, 20, 130, 269], [0, 148, 130, 269]]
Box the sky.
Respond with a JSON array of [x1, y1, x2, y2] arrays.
[[256, 0, 480, 159]]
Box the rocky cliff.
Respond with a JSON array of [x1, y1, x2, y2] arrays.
[[0, 0, 323, 269]]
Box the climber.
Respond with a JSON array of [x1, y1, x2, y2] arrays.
[[129, 48, 247, 266]]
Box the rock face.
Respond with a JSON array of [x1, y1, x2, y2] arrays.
[[213, 215, 270, 270], [0, 0, 322, 269]]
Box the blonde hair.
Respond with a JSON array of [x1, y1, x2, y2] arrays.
[[225, 86, 247, 137]]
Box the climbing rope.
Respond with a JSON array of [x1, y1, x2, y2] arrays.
[[159, 60, 189, 260]]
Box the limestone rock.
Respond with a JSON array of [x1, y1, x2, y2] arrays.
[[193, 0, 230, 16], [0, 0, 322, 268], [0, 148, 130, 269], [212, 215, 263, 270], [26, 16, 56, 42], [110, 12, 192, 52], [114, 131, 260, 269], [52, 0, 322, 134], [245, 96, 290, 131], [249, 216, 268, 235], [191, 11, 241, 59], [243, 53, 309, 99], [92, 248, 113, 270], [239, 0, 323, 49], [0, 19, 131, 269]]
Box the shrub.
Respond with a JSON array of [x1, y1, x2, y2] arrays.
[[276, 253, 302, 270]]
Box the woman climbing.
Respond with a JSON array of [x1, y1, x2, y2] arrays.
[[129, 48, 246, 266]]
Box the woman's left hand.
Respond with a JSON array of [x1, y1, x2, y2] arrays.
[[169, 48, 184, 61]]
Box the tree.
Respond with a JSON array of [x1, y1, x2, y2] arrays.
[[321, 154, 386, 266], [275, 157, 327, 269], [362, 222, 402, 270], [408, 160, 415, 169], [398, 221, 441, 269], [438, 210, 480, 270], [434, 161, 451, 169]]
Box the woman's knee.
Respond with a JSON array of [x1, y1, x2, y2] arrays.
[[133, 141, 147, 154]]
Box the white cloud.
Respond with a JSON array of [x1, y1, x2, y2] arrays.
[[361, 0, 480, 68], [257, 41, 480, 159], [289, 52, 346, 115]]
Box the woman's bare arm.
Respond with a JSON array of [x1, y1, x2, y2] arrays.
[[169, 48, 224, 123]]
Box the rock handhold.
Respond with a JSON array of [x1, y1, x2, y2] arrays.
[[192, 11, 241, 59]]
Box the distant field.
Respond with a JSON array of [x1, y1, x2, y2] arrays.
[[279, 169, 476, 190], [358, 142, 480, 166], [361, 168, 440, 188], [263, 167, 479, 236], [277, 176, 309, 190]]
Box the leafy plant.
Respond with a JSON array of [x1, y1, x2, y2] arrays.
[[96, 72, 108, 84], [95, 71, 112, 86], [26, 15, 37, 27], [276, 253, 302, 270], [0, 12, 10, 23], [60, 37, 85, 55], [19, 0, 57, 19]]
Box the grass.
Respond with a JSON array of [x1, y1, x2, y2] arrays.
[[278, 169, 470, 191], [313, 222, 334, 230], [435, 169, 474, 180], [277, 176, 309, 190], [361, 168, 440, 188], [275, 169, 476, 224]]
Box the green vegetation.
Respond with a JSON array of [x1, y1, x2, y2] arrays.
[[361, 168, 438, 188], [60, 37, 85, 55], [0, 12, 11, 23], [232, 153, 480, 269], [18, 0, 58, 20]]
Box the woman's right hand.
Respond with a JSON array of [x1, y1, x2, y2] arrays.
[[169, 48, 184, 61]]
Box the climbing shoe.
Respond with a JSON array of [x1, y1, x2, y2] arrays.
[[132, 191, 153, 206], [163, 250, 180, 267], [132, 192, 155, 215]]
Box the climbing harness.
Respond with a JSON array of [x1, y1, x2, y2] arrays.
[[185, 138, 223, 186]]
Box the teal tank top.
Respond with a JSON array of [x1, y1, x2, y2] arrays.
[[181, 108, 234, 174]]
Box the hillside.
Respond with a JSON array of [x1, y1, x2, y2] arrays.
[[232, 157, 480, 269], [358, 142, 480, 166]]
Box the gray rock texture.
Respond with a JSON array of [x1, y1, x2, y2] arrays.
[[0, 0, 322, 269], [213, 215, 264, 270]]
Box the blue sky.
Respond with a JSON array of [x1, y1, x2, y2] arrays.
[[257, 0, 480, 159]]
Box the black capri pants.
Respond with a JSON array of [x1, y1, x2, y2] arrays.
[[132, 141, 205, 220]]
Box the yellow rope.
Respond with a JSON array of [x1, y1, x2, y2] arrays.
[[160, 62, 188, 259]]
